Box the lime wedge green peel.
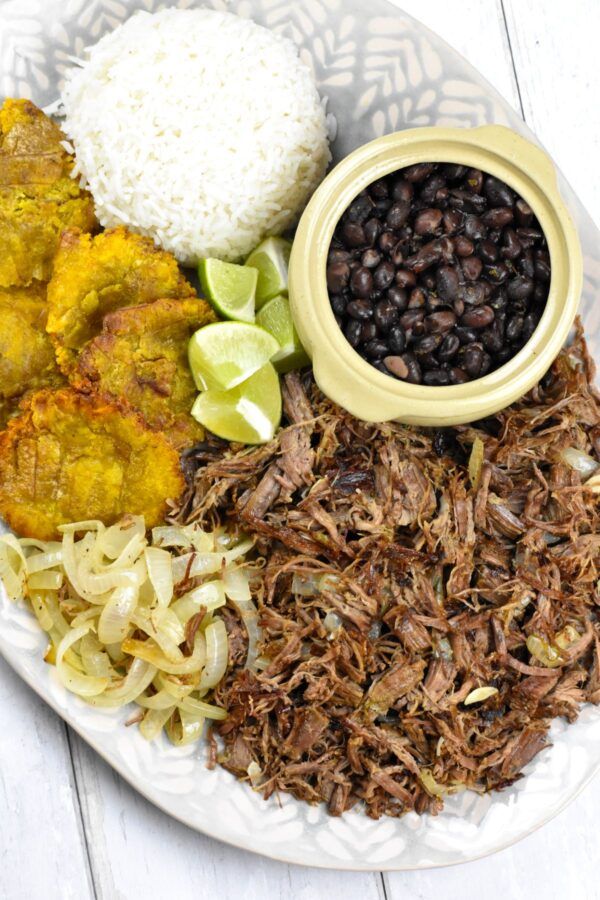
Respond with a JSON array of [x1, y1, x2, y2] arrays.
[[188, 321, 279, 392], [245, 236, 292, 308], [191, 363, 282, 444], [198, 258, 257, 323], [256, 294, 310, 374]]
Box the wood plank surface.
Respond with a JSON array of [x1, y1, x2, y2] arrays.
[[1, 1, 599, 898], [69, 732, 386, 900], [0, 658, 94, 900]]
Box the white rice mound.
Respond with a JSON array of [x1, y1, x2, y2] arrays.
[[62, 8, 331, 264]]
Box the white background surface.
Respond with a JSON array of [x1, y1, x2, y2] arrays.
[[1, 1, 600, 897]]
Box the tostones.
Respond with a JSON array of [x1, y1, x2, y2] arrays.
[[0, 98, 97, 287], [74, 296, 215, 449], [0, 389, 185, 540], [46, 226, 196, 372], [0, 283, 65, 427]]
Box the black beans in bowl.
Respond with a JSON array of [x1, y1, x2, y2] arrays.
[[326, 163, 550, 385]]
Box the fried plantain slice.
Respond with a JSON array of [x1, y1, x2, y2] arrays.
[[46, 227, 196, 373], [0, 389, 185, 540], [0, 283, 66, 427], [73, 296, 215, 450], [0, 98, 97, 287]]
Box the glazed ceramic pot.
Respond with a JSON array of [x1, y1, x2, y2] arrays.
[[289, 125, 582, 425]]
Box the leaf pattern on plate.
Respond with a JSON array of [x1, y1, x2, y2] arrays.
[[1, 0, 600, 870]]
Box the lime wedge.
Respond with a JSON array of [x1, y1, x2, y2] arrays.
[[188, 322, 279, 391], [256, 294, 310, 374], [198, 258, 257, 323], [245, 236, 292, 309], [191, 363, 281, 444]]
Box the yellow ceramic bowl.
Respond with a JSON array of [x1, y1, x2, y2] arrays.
[[289, 125, 582, 425]]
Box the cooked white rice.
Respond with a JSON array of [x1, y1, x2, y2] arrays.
[[62, 8, 331, 264]]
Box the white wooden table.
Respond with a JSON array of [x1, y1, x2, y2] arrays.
[[2, 1, 600, 897]]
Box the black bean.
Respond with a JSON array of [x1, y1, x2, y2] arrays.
[[378, 230, 396, 254], [345, 319, 362, 347], [533, 282, 548, 304], [402, 353, 422, 383], [507, 275, 534, 301], [501, 228, 522, 260], [506, 314, 524, 343], [373, 261, 396, 290], [461, 282, 486, 306], [414, 207, 443, 235], [449, 189, 486, 213], [461, 305, 495, 329], [361, 248, 381, 269], [438, 333, 460, 361], [464, 215, 487, 241], [453, 298, 465, 318], [516, 226, 543, 247], [461, 256, 483, 282], [442, 163, 468, 182], [435, 186, 449, 206], [465, 168, 484, 193], [449, 366, 469, 384], [372, 197, 392, 215], [484, 175, 514, 207], [520, 248, 535, 278], [481, 325, 503, 354], [423, 368, 450, 386], [479, 351, 492, 376], [342, 221, 366, 247], [490, 289, 508, 312], [389, 242, 405, 267], [408, 287, 427, 309], [395, 269, 417, 289], [361, 322, 378, 342], [351, 266, 373, 297], [369, 178, 389, 200], [455, 235, 475, 257], [494, 346, 513, 364], [391, 179, 414, 202], [426, 310, 457, 333], [400, 310, 426, 337], [334, 314, 343, 329], [347, 192, 375, 223], [482, 206, 514, 229], [328, 248, 353, 264], [484, 262, 510, 284], [443, 209, 463, 234], [403, 163, 436, 182], [388, 325, 407, 354], [436, 265, 460, 301], [327, 261, 350, 293], [374, 299, 398, 332], [534, 256, 551, 282], [383, 355, 409, 379], [461, 343, 485, 377], [522, 312, 540, 341], [455, 326, 478, 345], [364, 218, 381, 246], [477, 239, 499, 264], [346, 299, 373, 320], [387, 287, 408, 310], [515, 198, 534, 226], [364, 339, 389, 359], [330, 293, 346, 316], [415, 333, 442, 356], [420, 174, 448, 204], [406, 240, 443, 273], [386, 200, 411, 229]]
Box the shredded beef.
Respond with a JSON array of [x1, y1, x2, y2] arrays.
[[172, 323, 600, 819]]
